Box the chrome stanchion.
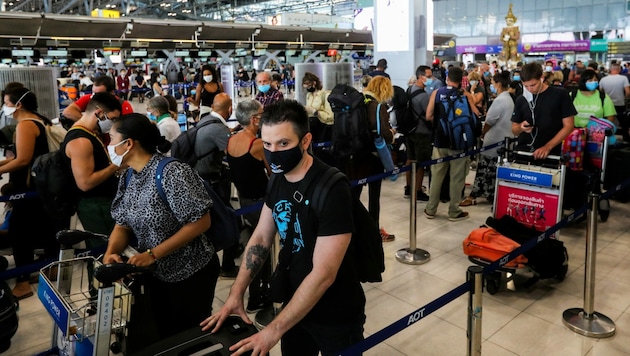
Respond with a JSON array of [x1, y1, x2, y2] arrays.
[[562, 193, 615, 338], [467, 266, 483, 356], [396, 161, 430, 264], [255, 234, 281, 330]]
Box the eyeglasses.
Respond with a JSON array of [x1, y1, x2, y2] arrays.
[[96, 106, 119, 121]]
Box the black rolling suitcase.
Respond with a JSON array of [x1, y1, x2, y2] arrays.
[[0, 280, 18, 353], [604, 146, 630, 202], [132, 316, 258, 356]]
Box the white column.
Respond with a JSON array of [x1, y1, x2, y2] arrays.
[[372, 0, 433, 88]]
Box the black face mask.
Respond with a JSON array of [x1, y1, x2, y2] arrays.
[[264, 145, 303, 174], [306, 87, 316, 93]]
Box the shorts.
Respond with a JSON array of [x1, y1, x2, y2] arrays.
[[406, 132, 432, 164]]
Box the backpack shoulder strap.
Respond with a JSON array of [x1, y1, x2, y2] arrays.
[[155, 157, 179, 207], [311, 166, 347, 215], [599, 90, 605, 107]]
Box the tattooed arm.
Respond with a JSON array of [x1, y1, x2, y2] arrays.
[[200, 204, 277, 330]]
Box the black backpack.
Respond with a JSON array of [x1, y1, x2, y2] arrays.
[[485, 215, 568, 281], [267, 165, 385, 283], [327, 84, 372, 159], [124, 157, 241, 251], [392, 85, 427, 135], [0, 280, 18, 353], [171, 117, 222, 167], [31, 126, 85, 219]]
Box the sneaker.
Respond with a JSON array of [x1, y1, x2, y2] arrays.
[[423, 209, 435, 219], [448, 211, 470, 222], [379, 228, 395, 242], [417, 192, 429, 201], [404, 186, 410, 198]]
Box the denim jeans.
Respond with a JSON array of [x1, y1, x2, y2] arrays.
[[280, 316, 365, 356]]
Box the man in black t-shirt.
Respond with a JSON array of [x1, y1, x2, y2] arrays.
[[512, 63, 576, 159], [201, 100, 365, 355]]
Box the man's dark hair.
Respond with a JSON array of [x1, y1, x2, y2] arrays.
[[447, 67, 463, 85], [86, 92, 123, 113], [93, 76, 115, 92], [493, 71, 511, 89], [261, 100, 309, 140], [587, 62, 598, 71], [416, 65, 431, 79], [520, 63, 543, 82]]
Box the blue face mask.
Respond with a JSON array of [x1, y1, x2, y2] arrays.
[[148, 113, 157, 121], [513, 75, 521, 81], [490, 84, 497, 94], [424, 78, 433, 86], [483, 71, 490, 77], [258, 84, 271, 93], [585, 81, 599, 91]]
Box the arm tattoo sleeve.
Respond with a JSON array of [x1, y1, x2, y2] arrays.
[[245, 244, 270, 279]]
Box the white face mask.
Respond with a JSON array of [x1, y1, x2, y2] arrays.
[[2, 105, 16, 117], [203, 75, 213, 82], [107, 139, 129, 167], [98, 118, 113, 134]]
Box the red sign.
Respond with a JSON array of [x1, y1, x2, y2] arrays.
[[495, 184, 560, 232]]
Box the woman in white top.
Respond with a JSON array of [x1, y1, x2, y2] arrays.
[[460, 71, 514, 206], [147, 96, 181, 144], [301, 72, 334, 144]]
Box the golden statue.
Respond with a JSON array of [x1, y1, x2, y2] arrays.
[[500, 4, 520, 63]]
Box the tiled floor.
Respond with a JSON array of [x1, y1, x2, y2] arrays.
[[5, 170, 630, 355], [3, 97, 630, 355]]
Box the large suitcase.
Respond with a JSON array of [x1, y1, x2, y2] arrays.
[[604, 146, 630, 202], [132, 315, 258, 356], [0, 280, 18, 353]]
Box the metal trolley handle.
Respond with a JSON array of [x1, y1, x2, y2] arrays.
[[94, 263, 153, 286]]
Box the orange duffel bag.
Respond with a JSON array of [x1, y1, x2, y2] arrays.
[[463, 227, 528, 268]]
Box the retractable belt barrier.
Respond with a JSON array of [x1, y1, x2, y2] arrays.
[[4, 141, 630, 354], [0, 140, 504, 280]]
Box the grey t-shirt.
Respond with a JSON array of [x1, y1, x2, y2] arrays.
[[599, 74, 630, 106], [409, 84, 431, 135], [194, 114, 230, 181], [482, 91, 514, 157]]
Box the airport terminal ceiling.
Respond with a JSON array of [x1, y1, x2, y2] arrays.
[[2, 0, 359, 22]]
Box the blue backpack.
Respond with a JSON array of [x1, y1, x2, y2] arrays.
[[438, 90, 478, 150], [125, 157, 240, 251]]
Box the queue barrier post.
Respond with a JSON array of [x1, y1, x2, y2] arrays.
[[395, 161, 430, 265], [562, 192, 615, 338], [467, 266, 483, 356]]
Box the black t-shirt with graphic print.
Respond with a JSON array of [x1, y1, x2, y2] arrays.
[[265, 157, 365, 324]]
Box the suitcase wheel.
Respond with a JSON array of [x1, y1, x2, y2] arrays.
[[485, 272, 501, 295], [555, 264, 568, 282]]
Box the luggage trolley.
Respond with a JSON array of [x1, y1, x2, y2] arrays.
[[38, 257, 132, 356], [468, 146, 568, 294], [38, 230, 148, 356]]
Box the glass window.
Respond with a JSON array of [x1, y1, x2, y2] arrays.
[[576, 6, 592, 29], [536, 0, 549, 10], [561, 7, 577, 31]]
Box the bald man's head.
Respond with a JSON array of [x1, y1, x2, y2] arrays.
[[212, 92, 233, 118]]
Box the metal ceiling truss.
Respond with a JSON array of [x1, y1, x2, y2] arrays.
[[3, 0, 357, 22]]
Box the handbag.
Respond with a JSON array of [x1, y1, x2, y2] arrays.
[[374, 103, 398, 181]]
